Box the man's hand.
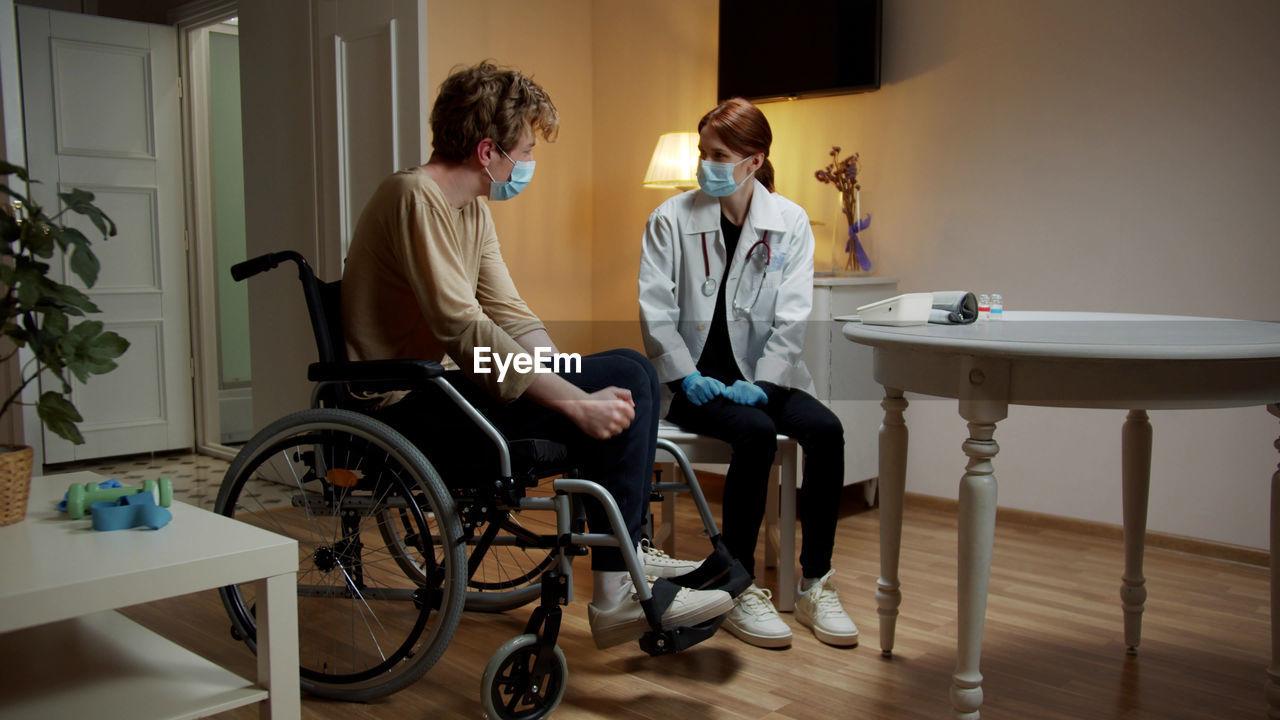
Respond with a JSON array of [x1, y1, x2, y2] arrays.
[[565, 387, 635, 440]]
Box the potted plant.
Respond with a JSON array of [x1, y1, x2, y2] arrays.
[[0, 161, 129, 524]]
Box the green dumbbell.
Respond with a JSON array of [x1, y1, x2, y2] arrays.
[[65, 477, 174, 519]]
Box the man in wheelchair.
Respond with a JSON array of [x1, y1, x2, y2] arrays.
[[340, 61, 736, 650]]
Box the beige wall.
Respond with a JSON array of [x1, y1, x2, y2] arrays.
[[426, 0, 717, 354], [427, 0, 596, 352], [755, 0, 1280, 549], [588, 0, 718, 351]]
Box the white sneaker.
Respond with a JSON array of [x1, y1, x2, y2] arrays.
[[587, 577, 734, 649], [638, 538, 703, 579], [723, 584, 792, 648], [795, 570, 859, 647]]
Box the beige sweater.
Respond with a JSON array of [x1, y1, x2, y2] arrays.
[[342, 167, 545, 402]]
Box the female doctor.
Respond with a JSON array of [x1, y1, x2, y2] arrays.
[[638, 98, 858, 650]]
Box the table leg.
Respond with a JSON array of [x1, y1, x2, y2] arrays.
[[1121, 409, 1152, 653], [953, 358, 1009, 720], [257, 572, 300, 719], [877, 387, 908, 656], [1267, 403, 1280, 719], [777, 449, 799, 612]]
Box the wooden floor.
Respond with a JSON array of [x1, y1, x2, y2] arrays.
[[121, 476, 1270, 720]]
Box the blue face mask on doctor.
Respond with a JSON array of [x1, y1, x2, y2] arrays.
[[697, 155, 756, 197], [485, 143, 535, 201]]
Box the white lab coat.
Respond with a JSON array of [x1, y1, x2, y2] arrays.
[[638, 180, 816, 396]]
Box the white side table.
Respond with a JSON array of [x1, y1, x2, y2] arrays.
[[0, 471, 300, 719], [804, 275, 899, 501]]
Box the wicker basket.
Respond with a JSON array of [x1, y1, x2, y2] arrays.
[[0, 444, 34, 526]]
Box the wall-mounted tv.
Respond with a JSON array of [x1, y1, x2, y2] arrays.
[[718, 0, 882, 102]]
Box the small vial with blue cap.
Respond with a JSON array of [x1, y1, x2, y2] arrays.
[[990, 293, 1004, 320]]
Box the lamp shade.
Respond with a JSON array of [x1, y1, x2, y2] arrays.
[[642, 132, 699, 189]]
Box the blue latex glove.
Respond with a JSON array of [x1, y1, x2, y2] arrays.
[[682, 372, 727, 406], [724, 380, 768, 407]]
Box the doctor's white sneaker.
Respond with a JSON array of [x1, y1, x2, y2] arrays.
[[587, 578, 733, 650], [795, 570, 859, 647], [638, 538, 703, 579], [723, 584, 792, 648]]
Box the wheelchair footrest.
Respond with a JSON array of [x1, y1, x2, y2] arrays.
[[668, 537, 753, 600], [633, 539, 752, 656], [639, 615, 727, 656]]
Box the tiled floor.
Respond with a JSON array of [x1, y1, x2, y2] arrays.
[[47, 451, 291, 512]]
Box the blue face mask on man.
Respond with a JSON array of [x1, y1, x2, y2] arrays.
[[485, 143, 535, 201], [697, 156, 755, 197]]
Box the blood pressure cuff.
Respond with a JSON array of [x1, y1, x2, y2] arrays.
[[929, 291, 978, 325]]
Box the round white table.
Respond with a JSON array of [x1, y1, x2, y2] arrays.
[[842, 311, 1280, 719]]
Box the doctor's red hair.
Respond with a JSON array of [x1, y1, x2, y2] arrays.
[[698, 97, 775, 192]]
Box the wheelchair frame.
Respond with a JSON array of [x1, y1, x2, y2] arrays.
[[218, 251, 738, 718]]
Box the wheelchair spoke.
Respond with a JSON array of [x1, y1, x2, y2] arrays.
[[335, 559, 389, 663]]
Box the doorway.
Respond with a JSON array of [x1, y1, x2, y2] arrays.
[[176, 2, 248, 458]]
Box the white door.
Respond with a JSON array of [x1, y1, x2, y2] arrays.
[[18, 7, 193, 462], [312, 0, 428, 278]]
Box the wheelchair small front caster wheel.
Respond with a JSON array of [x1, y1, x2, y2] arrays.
[[481, 634, 567, 720]]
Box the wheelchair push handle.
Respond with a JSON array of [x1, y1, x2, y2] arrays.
[[231, 250, 308, 281]]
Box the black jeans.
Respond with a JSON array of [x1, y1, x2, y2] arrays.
[[665, 383, 844, 579], [373, 348, 659, 571]]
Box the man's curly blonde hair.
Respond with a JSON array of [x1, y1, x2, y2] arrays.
[[430, 61, 559, 163]]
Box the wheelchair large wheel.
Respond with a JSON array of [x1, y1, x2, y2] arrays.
[[481, 634, 568, 720], [215, 408, 466, 701], [386, 480, 562, 613]]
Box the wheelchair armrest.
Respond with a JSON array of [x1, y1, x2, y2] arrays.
[[307, 359, 445, 387]]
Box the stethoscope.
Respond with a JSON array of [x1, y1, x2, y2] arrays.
[[700, 230, 771, 316]]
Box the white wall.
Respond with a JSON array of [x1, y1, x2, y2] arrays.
[[759, 0, 1280, 550]]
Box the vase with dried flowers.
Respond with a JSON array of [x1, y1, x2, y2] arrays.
[[815, 146, 872, 274]]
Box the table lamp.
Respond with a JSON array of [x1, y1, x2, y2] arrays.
[[642, 132, 699, 190]]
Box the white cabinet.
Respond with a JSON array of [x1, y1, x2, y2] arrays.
[[801, 276, 899, 502]]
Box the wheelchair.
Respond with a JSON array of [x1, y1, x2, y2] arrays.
[[216, 251, 749, 718]]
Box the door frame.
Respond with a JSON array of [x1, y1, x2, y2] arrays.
[[174, 0, 240, 460]]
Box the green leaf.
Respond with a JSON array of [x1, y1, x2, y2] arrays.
[[22, 221, 56, 257], [68, 243, 101, 287], [36, 390, 84, 444], [0, 161, 29, 181], [60, 320, 128, 383], [40, 306, 69, 335], [88, 329, 129, 359], [43, 280, 100, 315], [59, 188, 116, 238]]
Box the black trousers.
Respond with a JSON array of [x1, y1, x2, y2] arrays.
[[374, 348, 659, 572], [665, 383, 845, 579]]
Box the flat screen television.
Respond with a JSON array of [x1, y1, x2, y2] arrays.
[[718, 0, 882, 102]]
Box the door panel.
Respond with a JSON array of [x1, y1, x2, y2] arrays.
[[18, 7, 192, 462]]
